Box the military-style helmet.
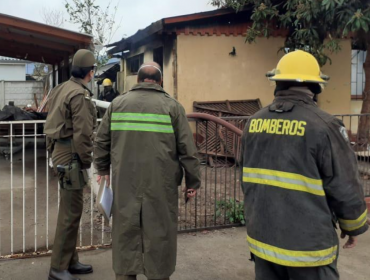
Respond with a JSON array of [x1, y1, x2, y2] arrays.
[[72, 49, 96, 68], [102, 78, 113, 87], [266, 50, 329, 84]]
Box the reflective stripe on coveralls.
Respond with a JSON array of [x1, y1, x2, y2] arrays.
[[111, 113, 174, 133]]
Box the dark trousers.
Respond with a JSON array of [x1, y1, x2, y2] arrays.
[[50, 187, 84, 270], [254, 256, 339, 280], [116, 275, 169, 280]]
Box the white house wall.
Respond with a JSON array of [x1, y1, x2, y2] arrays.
[[0, 64, 26, 81]]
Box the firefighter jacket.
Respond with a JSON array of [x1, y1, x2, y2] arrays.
[[93, 82, 201, 278], [98, 88, 119, 102], [44, 77, 97, 169], [241, 89, 368, 268]]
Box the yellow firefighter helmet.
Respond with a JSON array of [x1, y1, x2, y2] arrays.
[[102, 78, 113, 87], [266, 50, 329, 84]]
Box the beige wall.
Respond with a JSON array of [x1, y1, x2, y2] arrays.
[[176, 35, 353, 116], [119, 34, 353, 117], [163, 36, 176, 97], [122, 37, 176, 94], [318, 40, 352, 115], [348, 100, 363, 134], [177, 35, 284, 113]]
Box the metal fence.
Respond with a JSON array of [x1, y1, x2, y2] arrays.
[[0, 113, 369, 259], [179, 114, 245, 232], [335, 114, 370, 196], [0, 116, 244, 258]]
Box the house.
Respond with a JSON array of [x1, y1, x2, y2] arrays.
[[0, 13, 93, 109], [107, 8, 360, 120], [0, 56, 28, 81]]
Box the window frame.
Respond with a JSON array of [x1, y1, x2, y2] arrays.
[[127, 54, 144, 75]]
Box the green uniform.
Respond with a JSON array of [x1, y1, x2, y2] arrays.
[[44, 77, 97, 271], [94, 82, 201, 279], [241, 89, 368, 280]]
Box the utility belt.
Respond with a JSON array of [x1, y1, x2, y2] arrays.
[[55, 138, 88, 190], [57, 157, 88, 190]]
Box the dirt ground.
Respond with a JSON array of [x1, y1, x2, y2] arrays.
[[0, 227, 369, 280]]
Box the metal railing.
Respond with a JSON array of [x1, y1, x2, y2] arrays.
[[335, 114, 370, 196], [178, 114, 245, 232], [0, 113, 369, 259], [0, 115, 244, 258]]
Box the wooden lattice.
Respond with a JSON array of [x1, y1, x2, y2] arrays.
[[194, 99, 262, 166]]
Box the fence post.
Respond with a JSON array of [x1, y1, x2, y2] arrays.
[[0, 81, 5, 108]]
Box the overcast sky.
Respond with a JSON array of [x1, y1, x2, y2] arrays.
[[1, 0, 214, 43]]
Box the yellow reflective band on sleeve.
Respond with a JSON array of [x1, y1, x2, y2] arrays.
[[243, 168, 325, 196], [247, 235, 338, 267], [338, 209, 368, 231]]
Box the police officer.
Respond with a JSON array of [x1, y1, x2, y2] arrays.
[[44, 49, 97, 280], [241, 50, 368, 280]]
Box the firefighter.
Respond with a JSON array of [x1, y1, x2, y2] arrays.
[[99, 78, 118, 102], [94, 62, 201, 280], [241, 50, 368, 280], [44, 49, 97, 280], [97, 78, 118, 118]]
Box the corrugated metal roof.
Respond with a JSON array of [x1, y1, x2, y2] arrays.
[[0, 56, 29, 63]]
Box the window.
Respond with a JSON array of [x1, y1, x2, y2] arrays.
[[127, 54, 144, 75], [351, 50, 366, 100]]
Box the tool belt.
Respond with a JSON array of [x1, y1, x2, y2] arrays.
[[55, 138, 89, 190]]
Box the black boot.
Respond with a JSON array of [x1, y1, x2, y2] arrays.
[[48, 268, 80, 280], [68, 262, 93, 274]]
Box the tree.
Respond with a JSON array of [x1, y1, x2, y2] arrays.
[[41, 7, 65, 27], [38, 8, 66, 91], [211, 0, 370, 148], [64, 0, 122, 66]]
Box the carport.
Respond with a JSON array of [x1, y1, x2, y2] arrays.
[[0, 13, 93, 86]]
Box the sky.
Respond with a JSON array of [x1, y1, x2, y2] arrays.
[[0, 0, 215, 44]]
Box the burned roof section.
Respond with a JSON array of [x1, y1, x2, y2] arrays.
[[107, 8, 287, 56]]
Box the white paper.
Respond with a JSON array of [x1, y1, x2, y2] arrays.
[[99, 182, 113, 220]]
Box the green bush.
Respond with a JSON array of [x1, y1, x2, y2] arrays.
[[216, 198, 245, 225]]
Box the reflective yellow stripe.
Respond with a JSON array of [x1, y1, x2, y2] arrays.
[[112, 113, 171, 123], [243, 168, 325, 196], [339, 209, 368, 231], [243, 177, 325, 196], [243, 168, 322, 186], [111, 122, 174, 133], [247, 235, 337, 267]]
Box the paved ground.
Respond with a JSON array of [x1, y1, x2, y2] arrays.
[[0, 227, 369, 280]]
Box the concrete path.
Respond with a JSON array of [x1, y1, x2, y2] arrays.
[[0, 227, 369, 280]]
